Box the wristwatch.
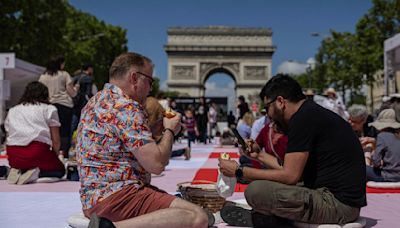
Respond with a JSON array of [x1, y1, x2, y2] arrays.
[[235, 165, 244, 179]]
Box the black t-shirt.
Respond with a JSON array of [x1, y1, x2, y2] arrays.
[[286, 100, 367, 208]]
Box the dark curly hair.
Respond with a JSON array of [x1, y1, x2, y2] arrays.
[[259, 74, 306, 102], [19, 81, 50, 105]]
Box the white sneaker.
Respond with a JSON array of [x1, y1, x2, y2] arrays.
[[17, 168, 40, 185], [7, 168, 21, 184]]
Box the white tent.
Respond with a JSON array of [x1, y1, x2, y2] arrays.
[[384, 33, 400, 95], [0, 57, 44, 125]]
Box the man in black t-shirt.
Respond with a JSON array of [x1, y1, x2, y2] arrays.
[[219, 75, 366, 227]]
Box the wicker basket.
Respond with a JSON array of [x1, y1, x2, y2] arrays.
[[177, 180, 226, 213]]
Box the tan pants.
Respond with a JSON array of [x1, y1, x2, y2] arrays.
[[245, 180, 360, 224]]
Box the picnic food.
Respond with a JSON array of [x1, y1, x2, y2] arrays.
[[164, 108, 176, 118], [220, 153, 230, 160]]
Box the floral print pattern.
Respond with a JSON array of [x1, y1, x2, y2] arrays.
[[77, 83, 153, 209]]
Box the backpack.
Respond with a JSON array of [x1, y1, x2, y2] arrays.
[[72, 74, 93, 114]]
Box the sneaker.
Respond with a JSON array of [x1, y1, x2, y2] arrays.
[[0, 165, 10, 179], [220, 205, 253, 227], [204, 208, 215, 227], [184, 147, 191, 160], [220, 205, 281, 227], [17, 168, 40, 185], [7, 168, 21, 184], [88, 213, 116, 228]]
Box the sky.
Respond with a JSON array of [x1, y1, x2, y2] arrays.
[[69, 0, 373, 110]]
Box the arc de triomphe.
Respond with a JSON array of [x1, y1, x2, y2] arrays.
[[164, 26, 275, 100]]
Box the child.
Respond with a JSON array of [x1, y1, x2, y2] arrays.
[[183, 110, 198, 149]]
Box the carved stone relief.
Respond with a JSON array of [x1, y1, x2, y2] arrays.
[[171, 66, 196, 80], [200, 62, 239, 77], [222, 63, 239, 75], [244, 66, 268, 80], [199, 63, 219, 77]]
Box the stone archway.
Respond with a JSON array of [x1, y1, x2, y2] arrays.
[[164, 26, 275, 100], [201, 64, 237, 95]]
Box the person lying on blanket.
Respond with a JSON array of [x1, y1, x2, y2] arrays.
[[77, 52, 211, 228], [218, 74, 367, 227]]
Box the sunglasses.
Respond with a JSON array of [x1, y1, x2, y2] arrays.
[[264, 97, 277, 113], [136, 71, 154, 86]]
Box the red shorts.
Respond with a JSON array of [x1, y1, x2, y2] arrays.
[[83, 184, 176, 222], [7, 141, 65, 173]]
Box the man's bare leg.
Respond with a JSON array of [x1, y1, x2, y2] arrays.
[[113, 198, 209, 228]]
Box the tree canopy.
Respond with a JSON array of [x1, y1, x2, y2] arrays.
[[0, 0, 128, 88], [310, 0, 400, 106]]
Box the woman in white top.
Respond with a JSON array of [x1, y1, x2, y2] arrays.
[[5, 82, 65, 184], [39, 55, 77, 157]]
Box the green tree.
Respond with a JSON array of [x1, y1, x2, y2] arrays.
[[0, 0, 128, 89], [354, 0, 400, 109], [313, 31, 359, 103], [293, 72, 309, 89], [0, 0, 68, 65], [312, 0, 400, 107], [62, 2, 128, 88], [0, 0, 22, 53]]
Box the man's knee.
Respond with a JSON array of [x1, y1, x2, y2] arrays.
[[171, 199, 208, 228], [245, 180, 277, 207], [191, 207, 208, 228]]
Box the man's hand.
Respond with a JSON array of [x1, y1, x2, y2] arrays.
[[360, 137, 376, 150], [238, 139, 261, 159], [218, 158, 239, 177], [163, 113, 182, 135]]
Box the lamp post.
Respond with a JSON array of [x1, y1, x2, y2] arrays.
[[306, 57, 316, 89]]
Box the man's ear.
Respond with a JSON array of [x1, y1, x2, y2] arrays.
[[129, 71, 137, 84]]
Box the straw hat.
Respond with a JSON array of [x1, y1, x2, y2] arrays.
[[382, 96, 391, 102], [369, 109, 400, 131], [324, 87, 336, 95], [304, 89, 314, 96], [390, 93, 400, 99]]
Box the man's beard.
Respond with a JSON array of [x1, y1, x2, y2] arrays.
[[271, 107, 289, 135]]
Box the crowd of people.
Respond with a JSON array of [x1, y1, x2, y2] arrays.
[[0, 51, 400, 228]]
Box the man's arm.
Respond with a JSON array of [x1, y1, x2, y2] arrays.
[[245, 152, 308, 184], [240, 140, 282, 170], [219, 151, 308, 185], [256, 152, 283, 170], [133, 114, 181, 175], [133, 129, 175, 175]]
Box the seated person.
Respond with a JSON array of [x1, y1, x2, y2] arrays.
[[248, 122, 288, 169], [365, 109, 400, 182], [236, 112, 254, 140], [237, 112, 256, 167], [347, 104, 376, 137], [78, 53, 209, 228], [145, 97, 190, 160], [220, 128, 235, 146], [250, 108, 269, 140], [5, 81, 65, 184], [218, 75, 366, 227]]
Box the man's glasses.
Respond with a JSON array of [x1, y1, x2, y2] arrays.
[[264, 97, 277, 113], [136, 71, 154, 86]]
